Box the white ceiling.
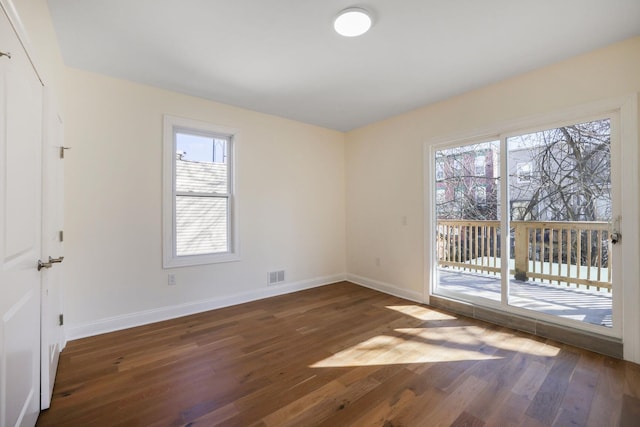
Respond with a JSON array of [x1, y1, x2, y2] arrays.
[[47, 0, 640, 131]]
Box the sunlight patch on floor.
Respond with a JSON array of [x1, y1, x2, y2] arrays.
[[311, 303, 561, 368], [310, 332, 503, 368], [385, 305, 458, 321], [399, 327, 560, 357]]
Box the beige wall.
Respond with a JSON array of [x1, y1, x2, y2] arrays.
[[345, 36, 640, 297], [61, 69, 346, 331]]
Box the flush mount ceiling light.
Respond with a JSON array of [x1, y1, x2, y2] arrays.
[[334, 7, 372, 37]]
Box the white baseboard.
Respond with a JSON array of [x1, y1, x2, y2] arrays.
[[346, 274, 424, 303], [66, 273, 347, 340]]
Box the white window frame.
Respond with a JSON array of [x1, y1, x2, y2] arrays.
[[162, 115, 239, 268]]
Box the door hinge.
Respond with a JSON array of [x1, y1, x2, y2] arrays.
[[59, 314, 64, 326], [59, 230, 64, 242]]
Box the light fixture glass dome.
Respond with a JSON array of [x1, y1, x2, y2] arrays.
[[334, 7, 372, 37]]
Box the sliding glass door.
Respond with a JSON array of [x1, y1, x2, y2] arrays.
[[432, 114, 619, 334]]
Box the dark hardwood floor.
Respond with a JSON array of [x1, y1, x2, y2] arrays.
[[37, 281, 640, 426]]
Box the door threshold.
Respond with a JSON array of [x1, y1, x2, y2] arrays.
[[429, 294, 623, 359]]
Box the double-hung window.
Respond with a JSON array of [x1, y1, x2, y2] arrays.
[[163, 115, 239, 267]]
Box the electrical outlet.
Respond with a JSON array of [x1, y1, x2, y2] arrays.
[[168, 274, 176, 286]]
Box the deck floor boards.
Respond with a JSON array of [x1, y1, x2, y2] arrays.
[[438, 269, 612, 327]]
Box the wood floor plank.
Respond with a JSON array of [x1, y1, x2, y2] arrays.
[[36, 282, 639, 427], [525, 346, 581, 424], [420, 374, 488, 426], [512, 360, 552, 400], [315, 367, 418, 427], [390, 386, 451, 426], [347, 383, 431, 426], [451, 410, 485, 427], [552, 349, 600, 427], [620, 394, 640, 427], [483, 391, 532, 427], [587, 355, 626, 427], [624, 358, 640, 398]]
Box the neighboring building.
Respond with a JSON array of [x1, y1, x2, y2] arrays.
[[435, 143, 500, 220], [435, 122, 611, 223], [175, 155, 229, 256]]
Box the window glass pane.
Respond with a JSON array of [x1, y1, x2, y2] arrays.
[[507, 118, 612, 328], [176, 196, 228, 256], [435, 141, 500, 221], [435, 140, 502, 303], [475, 186, 486, 205], [516, 162, 532, 183], [435, 161, 444, 180], [508, 120, 611, 222], [475, 155, 485, 175], [176, 133, 228, 193]]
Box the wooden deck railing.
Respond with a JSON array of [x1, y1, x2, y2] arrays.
[[437, 220, 612, 291]]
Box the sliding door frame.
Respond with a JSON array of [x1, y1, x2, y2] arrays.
[[424, 94, 639, 363]]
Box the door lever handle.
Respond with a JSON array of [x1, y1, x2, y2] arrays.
[[610, 232, 620, 245], [38, 260, 52, 271], [38, 256, 64, 271]]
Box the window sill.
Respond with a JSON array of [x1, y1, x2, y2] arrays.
[[163, 252, 241, 269]]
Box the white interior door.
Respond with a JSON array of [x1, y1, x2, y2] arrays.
[[40, 89, 65, 410], [0, 5, 44, 427]]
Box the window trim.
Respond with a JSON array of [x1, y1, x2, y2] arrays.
[[162, 115, 240, 268]]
